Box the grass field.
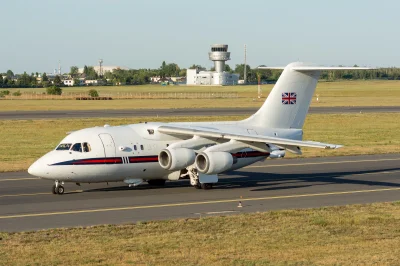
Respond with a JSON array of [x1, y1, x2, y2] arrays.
[[0, 113, 399, 172], [1, 80, 400, 111], [1, 202, 400, 265]]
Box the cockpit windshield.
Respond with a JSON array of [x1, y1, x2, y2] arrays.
[[56, 143, 72, 150], [71, 143, 82, 152], [57, 142, 91, 152], [70, 142, 91, 152]]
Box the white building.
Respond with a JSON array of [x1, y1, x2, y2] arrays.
[[186, 44, 239, 86], [78, 65, 129, 74], [187, 69, 239, 86], [85, 79, 105, 86], [63, 79, 85, 86]]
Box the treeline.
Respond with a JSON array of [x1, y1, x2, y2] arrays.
[[1, 62, 400, 88]]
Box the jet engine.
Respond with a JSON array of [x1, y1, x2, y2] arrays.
[[195, 151, 233, 175], [269, 150, 286, 158], [158, 148, 196, 171]]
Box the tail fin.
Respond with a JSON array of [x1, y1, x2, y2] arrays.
[[243, 62, 372, 129]]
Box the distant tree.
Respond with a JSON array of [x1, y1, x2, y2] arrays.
[[46, 85, 62, 95], [179, 69, 187, 77], [17, 72, 31, 87], [73, 78, 80, 86], [53, 75, 62, 86], [6, 70, 14, 78], [83, 65, 89, 75], [35, 72, 39, 77], [88, 89, 99, 97], [189, 64, 206, 71], [225, 64, 232, 72], [234, 64, 252, 80], [85, 66, 98, 80], [70, 66, 79, 77], [0, 75, 3, 85], [12, 90, 21, 96], [42, 73, 49, 82]]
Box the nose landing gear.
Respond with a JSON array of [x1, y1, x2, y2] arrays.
[[52, 180, 65, 195]]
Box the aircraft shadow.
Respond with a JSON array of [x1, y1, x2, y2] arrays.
[[84, 167, 400, 193]]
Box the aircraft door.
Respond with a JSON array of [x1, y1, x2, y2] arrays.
[[98, 133, 116, 158]]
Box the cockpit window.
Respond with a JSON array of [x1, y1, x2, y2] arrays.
[[56, 143, 72, 150], [83, 142, 91, 152], [71, 143, 82, 152]]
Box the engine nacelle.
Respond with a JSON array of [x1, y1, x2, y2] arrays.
[[270, 150, 286, 158], [158, 148, 196, 171], [195, 151, 233, 175]]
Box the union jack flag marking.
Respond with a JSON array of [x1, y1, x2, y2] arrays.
[[282, 92, 297, 105]]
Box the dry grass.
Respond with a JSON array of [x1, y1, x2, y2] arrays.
[[0, 113, 399, 172], [1, 202, 400, 265], [1, 80, 400, 111]]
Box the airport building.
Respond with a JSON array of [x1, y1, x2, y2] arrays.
[[187, 44, 239, 86], [78, 65, 129, 74]]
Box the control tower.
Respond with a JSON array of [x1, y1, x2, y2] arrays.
[[208, 44, 230, 73]]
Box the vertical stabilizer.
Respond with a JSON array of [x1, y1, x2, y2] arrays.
[[242, 62, 372, 129]]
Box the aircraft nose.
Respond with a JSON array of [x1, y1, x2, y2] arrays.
[[28, 160, 44, 177]]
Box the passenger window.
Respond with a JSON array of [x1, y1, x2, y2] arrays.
[[71, 143, 82, 152], [56, 143, 72, 150], [83, 142, 91, 152], [147, 129, 154, 135], [140, 145, 144, 150], [134, 145, 137, 151]]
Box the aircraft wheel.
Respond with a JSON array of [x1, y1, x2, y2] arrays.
[[194, 183, 202, 189], [201, 183, 213, 190], [147, 179, 166, 186], [52, 184, 57, 194], [56, 186, 65, 195]]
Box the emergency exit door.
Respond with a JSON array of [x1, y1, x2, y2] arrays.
[[98, 133, 116, 158]]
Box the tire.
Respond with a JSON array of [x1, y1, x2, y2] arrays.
[[201, 183, 213, 190], [194, 183, 202, 189], [52, 184, 57, 194], [147, 179, 166, 186], [56, 186, 65, 195]]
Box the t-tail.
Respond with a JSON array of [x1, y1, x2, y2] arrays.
[[243, 62, 372, 129]]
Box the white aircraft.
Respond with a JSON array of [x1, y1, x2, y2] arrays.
[[28, 62, 371, 194]]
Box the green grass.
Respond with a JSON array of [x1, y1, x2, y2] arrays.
[[1, 80, 400, 111], [1, 202, 400, 265], [0, 113, 399, 172]]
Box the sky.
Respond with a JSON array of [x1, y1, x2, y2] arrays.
[[1, 0, 399, 74]]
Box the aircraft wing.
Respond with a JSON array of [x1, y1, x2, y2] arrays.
[[158, 125, 342, 149]]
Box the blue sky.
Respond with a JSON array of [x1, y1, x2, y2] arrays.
[[1, 0, 399, 73]]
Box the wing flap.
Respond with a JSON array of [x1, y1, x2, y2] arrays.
[[158, 125, 342, 150]]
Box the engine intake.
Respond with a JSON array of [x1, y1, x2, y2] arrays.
[[195, 151, 233, 175], [158, 148, 196, 171]]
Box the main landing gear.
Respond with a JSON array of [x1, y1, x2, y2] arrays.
[[52, 180, 65, 195], [194, 183, 213, 190], [188, 167, 213, 190]]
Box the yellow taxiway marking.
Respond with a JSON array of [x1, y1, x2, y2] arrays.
[[0, 177, 39, 182], [246, 157, 400, 169], [1, 187, 400, 220]]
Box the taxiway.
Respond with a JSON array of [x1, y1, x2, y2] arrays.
[[1, 154, 399, 232]]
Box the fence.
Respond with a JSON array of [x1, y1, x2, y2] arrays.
[[1, 91, 239, 100]]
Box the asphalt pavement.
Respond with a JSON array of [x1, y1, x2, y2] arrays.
[[1, 153, 399, 232], [1, 106, 399, 120]]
